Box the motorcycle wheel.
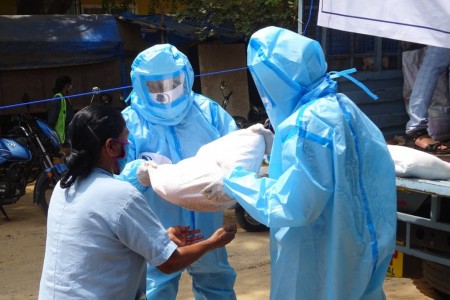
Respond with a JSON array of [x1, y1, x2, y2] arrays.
[[234, 204, 269, 232], [34, 172, 56, 216]]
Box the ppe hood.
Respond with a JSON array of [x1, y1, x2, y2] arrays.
[[247, 26, 328, 128], [130, 44, 195, 125]]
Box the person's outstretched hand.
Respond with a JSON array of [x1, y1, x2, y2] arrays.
[[136, 160, 158, 186], [156, 224, 237, 274], [248, 123, 274, 155], [167, 226, 204, 246], [209, 224, 237, 248]]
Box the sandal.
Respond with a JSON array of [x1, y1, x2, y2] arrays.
[[405, 129, 427, 147], [415, 141, 450, 154], [408, 130, 450, 154]]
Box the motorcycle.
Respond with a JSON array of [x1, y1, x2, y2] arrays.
[[0, 113, 66, 220], [33, 86, 129, 217], [219, 80, 269, 232]]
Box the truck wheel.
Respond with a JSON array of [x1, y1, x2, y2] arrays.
[[234, 204, 269, 232], [423, 260, 450, 296]]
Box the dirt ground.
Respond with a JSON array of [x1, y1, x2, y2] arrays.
[[0, 184, 445, 300]]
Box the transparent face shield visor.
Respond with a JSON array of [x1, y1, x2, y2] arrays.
[[145, 73, 187, 105]]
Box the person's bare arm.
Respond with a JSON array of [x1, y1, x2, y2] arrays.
[[157, 224, 237, 274]]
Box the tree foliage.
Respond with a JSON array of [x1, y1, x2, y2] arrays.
[[101, 0, 135, 13], [174, 0, 299, 40], [147, 0, 178, 14]]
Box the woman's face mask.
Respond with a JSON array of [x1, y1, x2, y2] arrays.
[[111, 138, 129, 175]]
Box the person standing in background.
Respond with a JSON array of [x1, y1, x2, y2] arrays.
[[405, 45, 450, 153], [47, 75, 74, 145]]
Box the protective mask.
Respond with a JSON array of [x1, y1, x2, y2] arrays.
[[249, 61, 303, 128], [149, 83, 185, 104], [112, 138, 129, 175]]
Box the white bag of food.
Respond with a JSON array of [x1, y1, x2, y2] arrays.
[[387, 145, 450, 180], [148, 127, 266, 211]]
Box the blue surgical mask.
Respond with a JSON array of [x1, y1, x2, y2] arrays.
[[112, 138, 129, 175]]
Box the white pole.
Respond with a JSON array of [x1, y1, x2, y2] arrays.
[[298, 0, 303, 34]]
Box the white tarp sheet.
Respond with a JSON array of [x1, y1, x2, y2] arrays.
[[317, 0, 450, 49]]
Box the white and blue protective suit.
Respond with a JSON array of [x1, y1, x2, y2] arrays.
[[118, 44, 237, 300], [223, 27, 397, 300]]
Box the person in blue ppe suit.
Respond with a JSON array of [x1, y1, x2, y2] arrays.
[[118, 44, 238, 300], [203, 26, 397, 299]]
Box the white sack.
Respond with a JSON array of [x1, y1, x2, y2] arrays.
[[387, 145, 450, 180], [196, 127, 266, 173], [149, 128, 266, 212]]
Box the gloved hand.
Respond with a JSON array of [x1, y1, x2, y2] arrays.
[[248, 123, 274, 155], [136, 160, 158, 186], [201, 176, 224, 200], [201, 176, 235, 205]]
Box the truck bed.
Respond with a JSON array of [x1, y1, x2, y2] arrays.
[[397, 177, 450, 197], [395, 177, 450, 267]]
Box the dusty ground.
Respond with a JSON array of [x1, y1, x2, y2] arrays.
[[0, 184, 446, 299]]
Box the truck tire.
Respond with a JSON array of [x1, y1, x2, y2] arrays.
[[423, 260, 450, 296], [234, 204, 269, 232]]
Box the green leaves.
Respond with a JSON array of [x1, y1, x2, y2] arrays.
[[102, 0, 135, 13], [173, 0, 299, 41]]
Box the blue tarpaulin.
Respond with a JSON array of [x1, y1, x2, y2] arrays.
[[0, 14, 123, 70], [115, 13, 245, 47]]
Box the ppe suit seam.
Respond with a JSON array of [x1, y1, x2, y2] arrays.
[[336, 96, 380, 274]]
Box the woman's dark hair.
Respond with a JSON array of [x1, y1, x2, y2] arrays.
[[59, 104, 126, 188], [52, 75, 71, 94]]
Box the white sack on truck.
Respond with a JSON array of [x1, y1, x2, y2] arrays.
[[387, 145, 450, 180], [142, 126, 267, 212]]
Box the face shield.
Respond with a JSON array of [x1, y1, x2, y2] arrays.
[[249, 61, 303, 128], [144, 73, 187, 105], [251, 64, 300, 107]]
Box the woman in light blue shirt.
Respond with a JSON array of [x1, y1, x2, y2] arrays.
[[39, 104, 236, 300]]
